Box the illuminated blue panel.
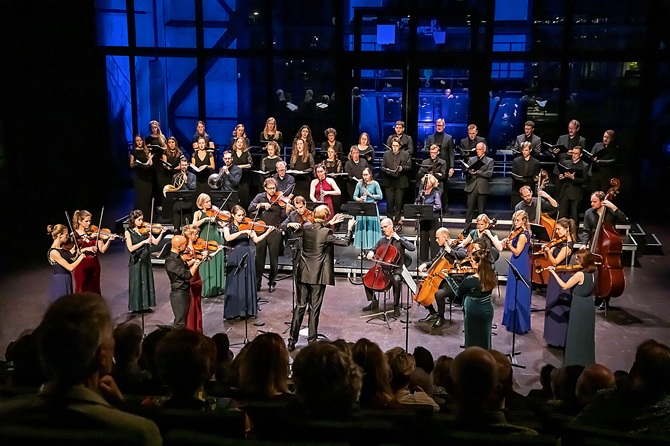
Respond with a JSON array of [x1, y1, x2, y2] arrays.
[[204, 58, 240, 147], [495, 0, 528, 21], [134, 0, 195, 48], [95, 0, 128, 47], [105, 55, 132, 144], [203, 0, 230, 48]]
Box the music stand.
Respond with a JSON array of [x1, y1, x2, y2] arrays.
[[403, 204, 433, 280], [505, 259, 529, 369], [530, 223, 551, 243], [164, 190, 195, 230], [343, 201, 378, 285], [230, 252, 252, 346]]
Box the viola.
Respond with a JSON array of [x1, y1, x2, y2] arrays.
[[269, 191, 292, 208], [238, 217, 279, 234], [363, 242, 401, 292], [298, 209, 315, 224]]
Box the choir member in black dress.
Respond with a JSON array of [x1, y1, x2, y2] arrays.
[[344, 145, 369, 201], [129, 135, 153, 218], [356, 132, 374, 164], [289, 139, 315, 199], [260, 117, 283, 154], [381, 137, 412, 230], [162, 136, 184, 191], [261, 141, 281, 175], [231, 136, 254, 208], [47, 224, 85, 302], [165, 235, 202, 329], [415, 173, 442, 262], [145, 120, 168, 207], [249, 178, 287, 293], [287, 207, 355, 351], [192, 120, 215, 150], [363, 218, 416, 317], [229, 123, 250, 149], [294, 125, 316, 158], [191, 137, 216, 196], [321, 128, 344, 162], [589, 129, 618, 193], [511, 141, 541, 208], [554, 146, 588, 223]]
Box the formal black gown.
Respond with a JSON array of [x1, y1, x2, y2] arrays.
[[564, 272, 596, 366], [224, 225, 258, 319]]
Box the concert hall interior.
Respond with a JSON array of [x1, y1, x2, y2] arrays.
[[1, 0, 670, 442]]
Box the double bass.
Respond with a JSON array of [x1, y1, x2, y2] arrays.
[[413, 253, 453, 306], [532, 169, 556, 285], [363, 240, 401, 292], [589, 178, 625, 299]]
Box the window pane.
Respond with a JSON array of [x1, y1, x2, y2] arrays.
[[273, 0, 337, 50], [134, 0, 195, 48], [95, 0, 128, 47], [104, 55, 132, 164], [416, 17, 471, 51], [204, 0, 266, 50]]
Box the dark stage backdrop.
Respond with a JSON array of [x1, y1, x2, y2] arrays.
[[0, 0, 114, 270]]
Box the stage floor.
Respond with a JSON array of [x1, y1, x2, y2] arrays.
[[1, 223, 669, 396]]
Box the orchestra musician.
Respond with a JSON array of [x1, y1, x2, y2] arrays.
[[47, 224, 85, 302], [381, 137, 412, 231], [417, 227, 466, 328], [415, 173, 442, 262], [511, 141, 541, 208], [72, 209, 112, 294], [288, 207, 355, 351], [352, 167, 382, 253], [514, 185, 558, 223], [581, 190, 629, 246], [541, 218, 576, 348], [193, 194, 227, 298], [310, 164, 341, 218], [281, 196, 313, 231], [170, 158, 197, 233], [273, 160, 296, 199], [249, 178, 288, 293], [165, 235, 202, 330], [554, 146, 588, 223], [385, 120, 414, 156], [501, 210, 532, 335], [463, 142, 494, 234], [362, 218, 416, 317], [460, 214, 503, 262], [181, 224, 205, 332]]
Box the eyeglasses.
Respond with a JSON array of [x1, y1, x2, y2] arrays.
[[266, 186, 276, 190]]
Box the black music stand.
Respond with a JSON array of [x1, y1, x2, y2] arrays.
[[505, 259, 529, 369], [164, 190, 196, 229], [530, 223, 551, 243], [343, 201, 378, 285], [403, 204, 433, 279]]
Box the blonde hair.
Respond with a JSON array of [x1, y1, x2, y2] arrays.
[[475, 214, 491, 226], [196, 193, 211, 210], [47, 224, 68, 239], [181, 224, 199, 240], [313, 205, 330, 222], [511, 210, 530, 232], [73, 210, 92, 228]]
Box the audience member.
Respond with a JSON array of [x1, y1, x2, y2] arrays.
[[351, 338, 399, 410], [548, 364, 585, 415], [386, 348, 440, 411], [112, 322, 151, 395], [236, 333, 292, 401], [575, 363, 616, 406]]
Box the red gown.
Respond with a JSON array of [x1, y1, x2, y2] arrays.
[[73, 234, 102, 294], [315, 179, 334, 217], [185, 247, 203, 332]]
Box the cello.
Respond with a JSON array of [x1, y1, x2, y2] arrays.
[[532, 169, 556, 285], [363, 241, 401, 292], [589, 178, 625, 299], [413, 253, 453, 306]]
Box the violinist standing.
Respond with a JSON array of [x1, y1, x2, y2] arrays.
[[281, 195, 312, 253], [47, 224, 85, 302], [165, 235, 202, 329], [249, 178, 287, 293], [223, 205, 275, 320], [456, 249, 497, 349], [288, 207, 355, 351], [352, 167, 382, 252], [72, 210, 111, 294], [125, 209, 167, 313], [193, 193, 227, 298], [501, 210, 532, 335], [362, 218, 416, 317], [417, 228, 466, 328], [542, 218, 576, 348], [181, 224, 209, 331]]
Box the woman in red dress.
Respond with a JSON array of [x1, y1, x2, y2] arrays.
[[309, 164, 341, 218], [182, 224, 204, 332], [72, 209, 112, 294]]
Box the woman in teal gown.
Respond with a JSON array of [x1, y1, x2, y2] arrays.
[[352, 167, 382, 251], [193, 193, 227, 297]]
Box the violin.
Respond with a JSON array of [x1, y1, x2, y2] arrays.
[[533, 236, 568, 255], [298, 209, 315, 224], [83, 226, 124, 241], [238, 217, 279, 234], [137, 222, 165, 236], [205, 208, 231, 223], [193, 238, 224, 252], [269, 191, 292, 208], [450, 233, 465, 249], [507, 226, 525, 242]]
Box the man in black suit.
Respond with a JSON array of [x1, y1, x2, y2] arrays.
[[553, 119, 586, 159], [510, 142, 541, 208], [385, 120, 414, 156], [589, 129, 618, 193], [463, 142, 494, 233], [554, 146, 588, 223], [418, 144, 447, 193], [514, 120, 542, 155], [288, 207, 355, 351], [362, 218, 416, 317], [381, 137, 412, 230], [460, 124, 488, 156], [425, 118, 455, 178]]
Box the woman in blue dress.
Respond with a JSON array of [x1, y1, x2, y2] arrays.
[[502, 210, 532, 334], [548, 249, 597, 366], [352, 167, 382, 253], [542, 218, 576, 347], [193, 193, 227, 298], [47, 224, 84, 301], [223, 205, 276, 320]]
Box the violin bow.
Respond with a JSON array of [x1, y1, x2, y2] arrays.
[[94, 206, 104, 252], [149, 198, 155, 240], [64, 211, 80, 254]]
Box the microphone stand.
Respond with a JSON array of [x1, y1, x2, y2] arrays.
[[505, 259, 529, 369]]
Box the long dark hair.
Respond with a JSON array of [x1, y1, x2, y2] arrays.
[[472, 250, 496, 293]]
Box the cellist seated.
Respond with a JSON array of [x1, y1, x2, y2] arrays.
[[362, 218, 415, 317], [416, 228, 466, 328]]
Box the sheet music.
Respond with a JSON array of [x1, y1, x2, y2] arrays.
[[401, 265, 417, 294]]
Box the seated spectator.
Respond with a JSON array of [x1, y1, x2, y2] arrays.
[[205, 332, 235, 396], [386, 348, 440, 411], [112, 322, 151, 395], [431, 355, 454, 407], [445, 347, 538, 435], [575, 363, 616, 406], [547, 364, 585, 416], [413, 346, 434, 374], [6, 330, 44, 389], [574, 339, 670, 435], [236, 332, 293, 401], [0, 293, 161, 446], [527, 363, 556, 404], [147, 328, 231, 411], [351, 338, 400, 409], [488, 349, 532, 412], [291, 340, 363, 419], [138, 326, 171, 394]]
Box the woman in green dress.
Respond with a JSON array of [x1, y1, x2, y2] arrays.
[[194, 193, 227, 297], [455, 248, 497, 349], [125, 209, 166, 313]]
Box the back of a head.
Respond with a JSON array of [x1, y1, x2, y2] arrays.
[[448, 347, 498, 413], [139, 327, 171, 378], [113, 322, 143, 368], [551, 365, 585, 405], [10, 332, 45, 388], [237, 332, 289, 397], [576, 364, 616, 405], [292, 341, 362, 416], [37, 293, 112, 384], [387, 351, 416, 392], [632, 339, 670, 394], [413, 346, 434, 374], [488, 349, 513, 403], [155, 329, 213, 396], [351, 338, 394, 404], [431, 355, 453, 389]]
